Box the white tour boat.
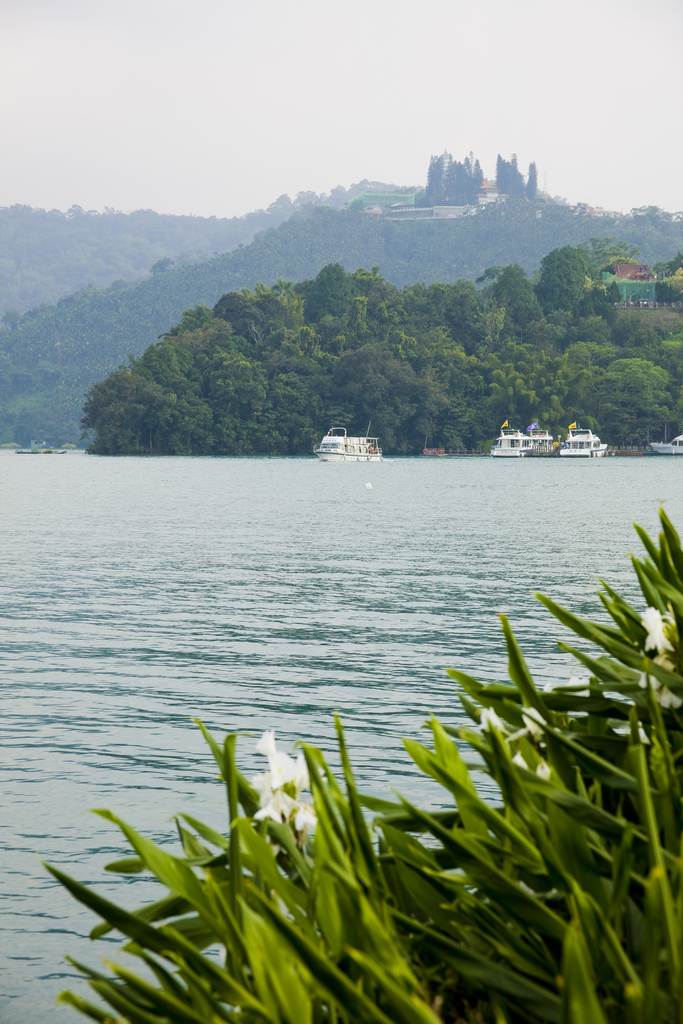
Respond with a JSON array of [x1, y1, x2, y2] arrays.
[[491, 425, 554, 457], [650, 435, 683, 455], [315, 427, 383, 462], [560, 426, 608, 458]]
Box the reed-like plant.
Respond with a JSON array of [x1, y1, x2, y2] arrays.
[[48, 509, 683, 1024]]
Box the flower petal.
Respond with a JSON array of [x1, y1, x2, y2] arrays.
[[256, 730, 277, 757]]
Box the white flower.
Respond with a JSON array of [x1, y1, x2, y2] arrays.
[[654, 653, 676, 672], [251, 771, 273, 800], [637, 673, 683, 709], [480, 708, 504, 732], [536, 760, 551, 781], [292, 751, 309, 793], [256, 730, 277, 757], [253, 730, 317, 839], [522, 714, 544, 742], [641, 607, 674, 655], [269, 750, 299, 789], [512, 751, 529, 770], [254, 788, 297, 824], [656, 686, 683, 710], [638, 725, 651, 745], [294, 803, 317, 832]]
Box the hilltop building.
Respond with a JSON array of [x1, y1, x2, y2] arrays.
[[477, 179, 507, 205], [350, 191, 417, 209], [612, 264, 656, 281], [370, 205, 476, 221], [602, 263, 657, 303]]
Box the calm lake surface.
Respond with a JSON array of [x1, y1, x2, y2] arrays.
[[2, 452, 681, 1021]]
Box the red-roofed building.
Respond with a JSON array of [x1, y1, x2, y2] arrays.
[[477, 179, 507, 205], [612, 264, 655, 281]]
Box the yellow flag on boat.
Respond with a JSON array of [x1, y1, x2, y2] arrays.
[[568, 421, 577, 430], [501, 419, 508, 428]]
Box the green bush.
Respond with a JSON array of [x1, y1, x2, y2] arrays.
[[49, 509, 683, 1023]]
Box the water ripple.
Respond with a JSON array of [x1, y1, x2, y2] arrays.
[[0, 452, 677, 1019]]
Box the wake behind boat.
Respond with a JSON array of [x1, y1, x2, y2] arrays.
[[315, 427, 383, 462]]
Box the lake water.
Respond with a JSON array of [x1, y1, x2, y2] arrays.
[[1, 452, 681, 1021]]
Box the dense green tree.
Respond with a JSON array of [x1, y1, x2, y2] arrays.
[[81, 369, 165, 454], [526, 162, 538, 200], [667, 251, 683, 275], [213, 291, 268, 345], [597, 358, 670, 443], [487, 342, 588, 432], [536, 245, 593, 316], [578, 236, 641, 273], [302, 263, 353, 322], [490, 264, 543, 330]]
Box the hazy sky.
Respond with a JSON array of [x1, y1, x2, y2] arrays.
[[1, 0, 682, 219]]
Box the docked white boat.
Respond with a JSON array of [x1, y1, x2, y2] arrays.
[[650, 435, 683, 455], [315, 427, 383, 462], [491, 426, 554, 457], [560, 426, 607, 458]]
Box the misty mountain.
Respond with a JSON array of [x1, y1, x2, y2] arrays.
[[0, 182, 401, 316], [1, 202, 682, 444]]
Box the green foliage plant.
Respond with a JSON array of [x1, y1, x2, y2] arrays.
[[49, 509, 683, 1022]]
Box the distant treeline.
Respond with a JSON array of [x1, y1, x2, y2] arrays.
[[0, 182, 410, 317], [0, 197, 323, 316], [82, 244, 683, 456], [2, 204, 683, 446]]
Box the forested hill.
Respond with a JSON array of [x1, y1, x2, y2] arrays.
[[2, 202, 683, 444], [0, 181, 404, 315], [0, 198, 308, 315], [82, 252, 683, 457]]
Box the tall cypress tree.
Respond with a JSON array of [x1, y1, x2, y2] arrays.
[[441, 152, 453, 203], [443, 158, 459, 204], [507, 154, 526, 199], [472, 159, 484, 197], [453, 162, 469, 205], [526, 162, 538, 200], [426, 155, 444, 206], [495, 154, 507, 194]]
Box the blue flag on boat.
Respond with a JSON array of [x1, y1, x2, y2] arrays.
[[526, 420, 539, 432]]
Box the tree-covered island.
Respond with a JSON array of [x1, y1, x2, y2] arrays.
[[82, 244, 683, 455]]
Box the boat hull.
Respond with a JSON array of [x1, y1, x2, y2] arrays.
[[560, 447, 608, 458], [491, 449, 531, 457], [316, 452, 383, 462], [649, 444, 683, 455]]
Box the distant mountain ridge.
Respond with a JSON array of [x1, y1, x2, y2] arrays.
[[2, 202, 682, 445], [0, 181, 407, 316]]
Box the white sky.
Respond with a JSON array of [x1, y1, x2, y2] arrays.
[[1, 0, 682, 219]]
